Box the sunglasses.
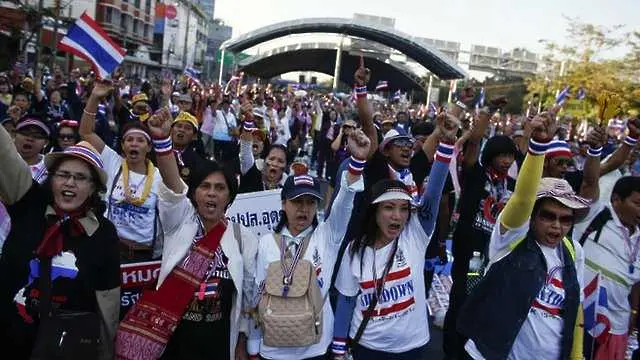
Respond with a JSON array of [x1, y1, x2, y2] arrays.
[[391, 138, 415, 148], [552, 158, 572, 166], [537, 209, 574, 226], [58, 134, 76, 141]]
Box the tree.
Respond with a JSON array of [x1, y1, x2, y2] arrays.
[[526, 16, 640, 121]]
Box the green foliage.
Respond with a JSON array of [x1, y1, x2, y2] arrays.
[[526, 17, 640, 121]]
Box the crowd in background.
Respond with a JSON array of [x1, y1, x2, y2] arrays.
[[0, 62, 638, 360]]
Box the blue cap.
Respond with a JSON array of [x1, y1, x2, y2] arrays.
[[282, 175, 322, 201]]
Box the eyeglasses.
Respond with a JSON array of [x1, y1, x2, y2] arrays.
[[391, 138, 415, 148], [537, 209, 574, 226], [53, 171, 92, 184], [58, 134, 76, 141]]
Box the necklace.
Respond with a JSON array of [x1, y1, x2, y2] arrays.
[[122, 159, 154, 206]]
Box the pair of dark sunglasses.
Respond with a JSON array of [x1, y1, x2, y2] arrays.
[[58, 134, 77, 141], [537, 209, 574, 226]]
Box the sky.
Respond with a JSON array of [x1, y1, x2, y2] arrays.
[[215, 0, 640, 55]]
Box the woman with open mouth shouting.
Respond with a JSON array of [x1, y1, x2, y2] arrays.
[[238, 107, 289, 194], [329, 117, 457, 360], [115, 108, 258, 360], [79, 80, 164, 262], [247, 129, 370, 360], [0, 122, 120, 359]]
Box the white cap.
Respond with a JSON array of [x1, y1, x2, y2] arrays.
[[472, 251, 481, 257]]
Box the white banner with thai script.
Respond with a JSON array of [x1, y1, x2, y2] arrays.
[[226, 189, 282, 238]]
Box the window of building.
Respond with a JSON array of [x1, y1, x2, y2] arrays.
[[133, 19, 138, 34], [144, 24, 149, 39], [134, 0, 140, 8], [145, 0, 151, 13], [104, 7, 113, 23]]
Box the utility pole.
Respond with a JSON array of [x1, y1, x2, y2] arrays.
[[33, 0, 45, 75], [181, 0, 191, 69], [50, 0, 61, 70]]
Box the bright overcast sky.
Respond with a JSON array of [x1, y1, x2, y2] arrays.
[[215, 0, 639, 54]]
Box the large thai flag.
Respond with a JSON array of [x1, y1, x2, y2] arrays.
[[58, 12, 125, 79], [184, 67, 201, 86], [583, 274, 611, 343]]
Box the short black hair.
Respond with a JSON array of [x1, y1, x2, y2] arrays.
[[612, 176, 640, 201], [187, 160, 238, 210], [411, 122, 435, 137], [481, 135, 518, 167]]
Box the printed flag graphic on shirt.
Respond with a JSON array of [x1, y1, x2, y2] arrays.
[[58, 12, 125, 79], [583, 274, 611, 343]]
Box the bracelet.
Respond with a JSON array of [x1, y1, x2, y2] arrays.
[[347, 156, 366, 176], [83, 109, 97, 117], [435, 142, 455, 163], [243, 121, 258, 132], [152, 136, 172, 156], [587, 146, 603, 157], [528, 139, 549, 156], [331, 338, 347, 356], [354, 86, 367, 99], [624, 135, 638, 147]]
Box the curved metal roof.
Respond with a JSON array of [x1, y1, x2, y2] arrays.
[[238, 44, 428, 91], [222, 18, 467, 80]]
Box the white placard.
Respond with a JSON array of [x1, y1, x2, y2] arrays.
[[226, 189, 282, 238]]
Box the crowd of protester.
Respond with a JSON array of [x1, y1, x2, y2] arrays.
[[0, 61, 638, 360]]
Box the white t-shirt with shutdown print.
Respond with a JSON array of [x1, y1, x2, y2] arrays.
[[335, 215, 430, 353], [101, 146, 161, 245], [465, 213, 584, 360]]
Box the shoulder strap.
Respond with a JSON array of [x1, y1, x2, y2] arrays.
[[107, 165, 123, 220], [578, 208, 612, 246], [562, 237, 576, 261], [352, 239, 399, 344]]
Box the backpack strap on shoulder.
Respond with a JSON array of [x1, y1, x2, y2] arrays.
[[578, 207, 612, 246]]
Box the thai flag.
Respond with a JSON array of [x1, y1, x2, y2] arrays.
[[392, 89, 401, 101], [58, 11, 125, 79], [376, 80, 388, 91], [555, 86, 571, 105], [583, 274, 611, 343], [293, 175, 315, 187], [577, 87, 586, 100], [428, 102, 438, 114], [476, 87, 485, 110], [184, 67, 201, 86]]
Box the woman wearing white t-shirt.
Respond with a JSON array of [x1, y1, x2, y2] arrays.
[[80, 82, 163, 261], [330, 138, 454, 360], [247, 129, 370, 360]]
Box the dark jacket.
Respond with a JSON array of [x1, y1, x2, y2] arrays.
[[457, 234, 580, 360], [0, 183, 120, 358]]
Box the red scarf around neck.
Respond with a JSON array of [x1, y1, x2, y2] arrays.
[[37, 205, 88, 257]]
